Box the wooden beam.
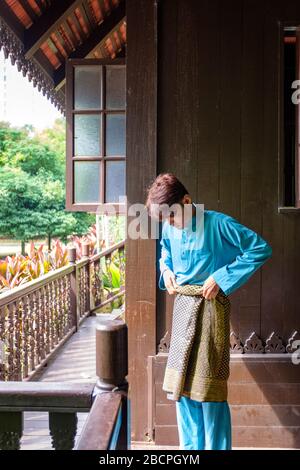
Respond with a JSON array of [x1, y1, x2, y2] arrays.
[[53, 0, 125, 89], [34, 0, 46, 13], [0, 382, 94, 411], [34, 49, 57, 81], [126, 0, 158, 443], [79, 1, 95, 30], [18, 0, 37, 22], [62, 19, 78, 48], [82, 0, 97, 27], [24, 0, 83, 58]]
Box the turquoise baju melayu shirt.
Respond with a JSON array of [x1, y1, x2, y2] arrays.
[[158, 204, 272, 296]]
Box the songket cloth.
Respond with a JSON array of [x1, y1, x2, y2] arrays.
[[162, 284, 231, 402]]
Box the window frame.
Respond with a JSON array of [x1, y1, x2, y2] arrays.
[[279, 22, 300, 212], [66, 58, 126, 214]]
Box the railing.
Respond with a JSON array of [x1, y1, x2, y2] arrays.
[[0, 241, 125, 381], [0, 320, 129, 450]]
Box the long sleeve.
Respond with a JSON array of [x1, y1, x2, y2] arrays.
[[211, 215, 272, 296], [158, 233, 173, 290]]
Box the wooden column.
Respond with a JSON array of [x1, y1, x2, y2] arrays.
[[126, 0, 158, 442]]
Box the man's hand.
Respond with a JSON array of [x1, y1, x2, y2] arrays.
[[163, 269, 178, 295], [202, 275, 220, 300]]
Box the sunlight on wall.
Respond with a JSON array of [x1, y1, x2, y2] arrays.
[[0, 50, 62, 130]]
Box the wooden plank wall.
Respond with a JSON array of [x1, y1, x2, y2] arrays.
[[156, 0, 300, 370], [152, 354, 300, 448], [126, 0, 300, 445], [153, 0, 300, 447]]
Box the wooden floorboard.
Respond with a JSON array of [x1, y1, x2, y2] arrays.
[[20, 316, 100, 450]]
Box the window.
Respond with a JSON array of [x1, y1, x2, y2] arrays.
[[281, 27, 300, 209], [66, 59, 126, 213]]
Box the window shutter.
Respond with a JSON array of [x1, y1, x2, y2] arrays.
[[66, 58, 126, 213]]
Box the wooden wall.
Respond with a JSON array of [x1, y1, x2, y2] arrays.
[[126, 0, 300, 447], [157, 0, 300, 353]]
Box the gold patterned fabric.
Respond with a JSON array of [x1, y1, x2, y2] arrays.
[[162, 284, 231, 402]]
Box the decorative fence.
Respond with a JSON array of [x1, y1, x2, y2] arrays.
[[0, 241, 125, 381], [0, 319, 129, 450]]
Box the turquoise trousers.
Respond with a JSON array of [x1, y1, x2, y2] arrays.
[[175, 396, 232, 450]]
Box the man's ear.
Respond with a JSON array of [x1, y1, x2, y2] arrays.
[[182, 194, 192, 204]]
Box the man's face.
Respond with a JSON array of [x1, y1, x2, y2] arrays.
[[156, 196, 193, 229]]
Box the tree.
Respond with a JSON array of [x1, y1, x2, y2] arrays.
[[0, 121, 95, 253], [0, 121, 64, 179], [0, 167, 94, 254]]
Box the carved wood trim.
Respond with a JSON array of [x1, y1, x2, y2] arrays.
[[158, 329, 300, 355], [0, 18, 65, 114], [158, 331, 170, 353], [264, 332, 286, 353], [230, 332, 244, 354], [286, 330, 300, 353]]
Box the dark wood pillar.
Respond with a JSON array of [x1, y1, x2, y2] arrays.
[[126, 0, 158, 442]]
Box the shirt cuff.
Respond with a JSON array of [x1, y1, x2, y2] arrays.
[[158, 267, 170, 291], [211, 267, 232, 296]]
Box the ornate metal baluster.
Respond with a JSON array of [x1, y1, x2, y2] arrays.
[[0, 306, 7, 381], [13, 301, 22, 380], [54, 279, 59, 345], [23, 295, 31, 378], [0, 412, 23, 450], [7, 303, 15, 380], [28, 293, 36, 374], [39, 286, 46, 361], [78, 266, 83, 318], [49, 412, 78, 450], [45, 282, 51, 354], [66, 273, 72, 332], [50, 279, 56, 350], [55, 278, 61, 342]]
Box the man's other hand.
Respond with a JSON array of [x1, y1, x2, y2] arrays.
[[202, 275, 220, 300], [163, 269, 178, 295]]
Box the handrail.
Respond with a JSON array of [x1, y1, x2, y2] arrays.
[[0, 265, 74, 307], [0, 382, 94, 412], [0, 240, 125, 305], [0, 240, 126, 382], [75, 392, 122, 450], [0, 319, 129, 450], [89, 240, 125, 263]]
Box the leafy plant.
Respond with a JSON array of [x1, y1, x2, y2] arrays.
[[0, 239, 69, 293]]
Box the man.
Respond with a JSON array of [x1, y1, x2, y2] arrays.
[[145, 173, 272, 450]]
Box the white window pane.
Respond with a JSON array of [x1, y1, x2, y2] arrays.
[[74, 161, 100, 203], [74, 66, 102, 110], [105, 161, 125, 202]]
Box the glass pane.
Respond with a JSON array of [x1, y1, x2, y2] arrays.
[[106, 114, 125, 156], [105, 161, 125, 203], [74, 114, 101, 156], [74, 161, 100, 203], [106, 66, 126, 109], [74, 66, 102, 110]]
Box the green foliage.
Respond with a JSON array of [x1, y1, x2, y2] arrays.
[[0, 120, 64, 179], [0, 166, 94, 242], [0, 120, 95, 244], [0, 239, 69, 293]]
